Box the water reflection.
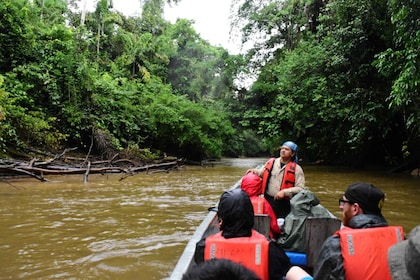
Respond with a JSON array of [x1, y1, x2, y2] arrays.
[[0, 158, 418, 280]]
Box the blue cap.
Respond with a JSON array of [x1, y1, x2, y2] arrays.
[[282, 141, 298, 163]]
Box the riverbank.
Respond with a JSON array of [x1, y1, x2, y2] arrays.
[[0, 148, 183, 182]]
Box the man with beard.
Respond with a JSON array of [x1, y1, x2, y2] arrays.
[[313, 182, 404, 280]]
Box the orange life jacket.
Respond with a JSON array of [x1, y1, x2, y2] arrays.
[[262, 158, 296, 198], [204, 229, 270, 280], [336, 226, 404, 280]]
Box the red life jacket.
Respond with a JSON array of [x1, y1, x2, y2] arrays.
[[261, 158, 296, 198], [241, 172, 281, 238], [250, 195, 265, 214], [336, 226, 404, 280], [250, 196, 281, 238], [204, 230, 270, 280]]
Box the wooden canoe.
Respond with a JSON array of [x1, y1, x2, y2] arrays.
[[169, 179, 341, 279]]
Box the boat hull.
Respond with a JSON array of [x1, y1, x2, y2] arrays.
[[169, 180, 341, 279]]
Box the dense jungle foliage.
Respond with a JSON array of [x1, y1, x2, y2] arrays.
[[0, 0, 419, 170]]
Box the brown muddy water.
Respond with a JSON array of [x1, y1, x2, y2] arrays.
[[0, 158, 419, 279]]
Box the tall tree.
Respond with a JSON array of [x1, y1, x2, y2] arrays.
[[234, 0, 409, 165], [167, 19, 232, 102], [231, 0, 323, 65], [375, 0, 420, 163]]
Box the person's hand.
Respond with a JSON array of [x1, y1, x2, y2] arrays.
[[245, 169, 255, 175], [274, 190, 285, 200]]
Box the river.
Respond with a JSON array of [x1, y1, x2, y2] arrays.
[[0, 158, 419, 279]]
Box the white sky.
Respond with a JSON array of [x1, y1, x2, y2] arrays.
[[83, 0, 241, 54]]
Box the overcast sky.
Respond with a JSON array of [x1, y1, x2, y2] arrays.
[[83, 0, 240, 54]]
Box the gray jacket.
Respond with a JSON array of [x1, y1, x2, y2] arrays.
[[279, 189, 331, 252], [313, 214, 388, 280]]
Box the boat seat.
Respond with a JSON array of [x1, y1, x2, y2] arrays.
[[304, 217, 342, 268], [253, 215, 342, 269], [253, 214, 271, 238]]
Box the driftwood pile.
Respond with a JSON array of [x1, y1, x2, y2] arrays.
[[0, 148, 182, 183]]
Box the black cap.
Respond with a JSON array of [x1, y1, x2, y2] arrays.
[[344, 182, 385, 215]]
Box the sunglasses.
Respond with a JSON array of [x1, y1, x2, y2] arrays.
[[339, 198, 355, 206]]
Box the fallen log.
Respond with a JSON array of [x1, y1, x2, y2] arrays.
[[119, 160, 181, 181], [4, 166, 50, 182], [0, 153, 183, 182]]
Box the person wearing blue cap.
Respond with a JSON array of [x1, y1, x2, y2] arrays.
[[247, 141, 306, 218]]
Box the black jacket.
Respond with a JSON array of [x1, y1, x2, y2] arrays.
[[313, 214, 388, 280]]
